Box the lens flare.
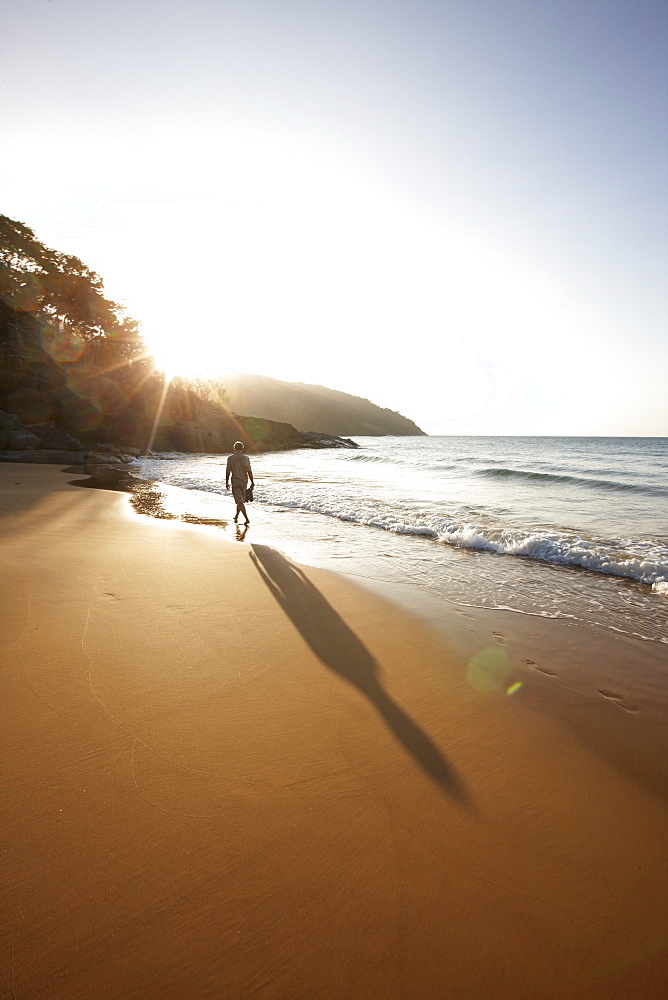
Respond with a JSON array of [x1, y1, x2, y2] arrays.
[[145, 371, 172, 455], [466, 646, 511, 693]]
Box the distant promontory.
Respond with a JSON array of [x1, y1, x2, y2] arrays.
[[220, 372, 426, 437]]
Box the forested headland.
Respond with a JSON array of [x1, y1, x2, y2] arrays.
[[0, 215, 419, 460], [216, 373, 425, 437]]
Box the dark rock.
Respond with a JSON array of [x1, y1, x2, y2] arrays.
[[84, 452, 126, 465], [26, 421, 84, 451], [3, 386, 52, 424], [235, 415, 358, 452], [299, 431, 358, 449], [0, 410, 41, 450]]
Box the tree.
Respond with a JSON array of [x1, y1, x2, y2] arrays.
[[0, 214, 144, 359], [188, 378, 231, 409]]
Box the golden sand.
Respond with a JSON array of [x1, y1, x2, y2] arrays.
[[1, 464, 667, 999]]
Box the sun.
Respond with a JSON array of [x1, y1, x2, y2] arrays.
[[93, 125, 586, 426], [110, 129, 446, 388]]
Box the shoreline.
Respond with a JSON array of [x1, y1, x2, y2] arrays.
[[2, 464, 667, 999], [129, 450, 668, 646], [71, 463, 668, 640]]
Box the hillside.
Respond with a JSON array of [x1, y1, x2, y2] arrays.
[[220, 373, 426, 437]]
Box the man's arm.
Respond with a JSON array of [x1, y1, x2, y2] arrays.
[[247, 457, 254, 486], [225, 456, 231, 489]]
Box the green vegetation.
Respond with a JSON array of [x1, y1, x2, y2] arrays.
[[172, 377, 230, 410], [0, 215, 144, 367], [0, 214, 167, 446]]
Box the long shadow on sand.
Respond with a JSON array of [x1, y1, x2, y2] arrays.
[[250, 544, 470, 805]]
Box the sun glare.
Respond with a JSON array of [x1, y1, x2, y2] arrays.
[[119, 129, 541, 390], [13, 124, 610, 426]]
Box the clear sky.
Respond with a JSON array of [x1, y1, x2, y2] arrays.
[[2, 0, 666, 435]]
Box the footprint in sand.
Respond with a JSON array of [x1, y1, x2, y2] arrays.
[[492, 632, 506, 644], [527, 660, 558, 677], [597, 689, 638, 713]]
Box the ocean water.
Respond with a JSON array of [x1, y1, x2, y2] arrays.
[[136, 436, 668, 645]]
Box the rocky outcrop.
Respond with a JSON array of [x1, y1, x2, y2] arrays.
[[297, 431, 358, 449], [0, 410, 136, 465], [0, 410, 41, 450], [147, 413, 357, 454], [234, 416, 357, 452], [0, 403, 357, 464], [0, 410, 84, 452], [0, 447, 141, 467]]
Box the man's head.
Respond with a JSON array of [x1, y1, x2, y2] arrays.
[[234, 441, 244, 452]]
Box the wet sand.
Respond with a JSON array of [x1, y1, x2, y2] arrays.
[[1, 463, 667, 999]]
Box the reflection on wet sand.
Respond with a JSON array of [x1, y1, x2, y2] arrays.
[[70, 471, 234, 530]]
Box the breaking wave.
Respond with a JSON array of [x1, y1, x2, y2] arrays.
[[136, 436, 668, 598], [241, 484, 668, 593]]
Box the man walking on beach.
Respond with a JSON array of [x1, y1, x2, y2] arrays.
[[226, 441, 254, 524]]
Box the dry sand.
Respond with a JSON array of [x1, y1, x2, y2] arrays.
[[1, 463, 667, 999]]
